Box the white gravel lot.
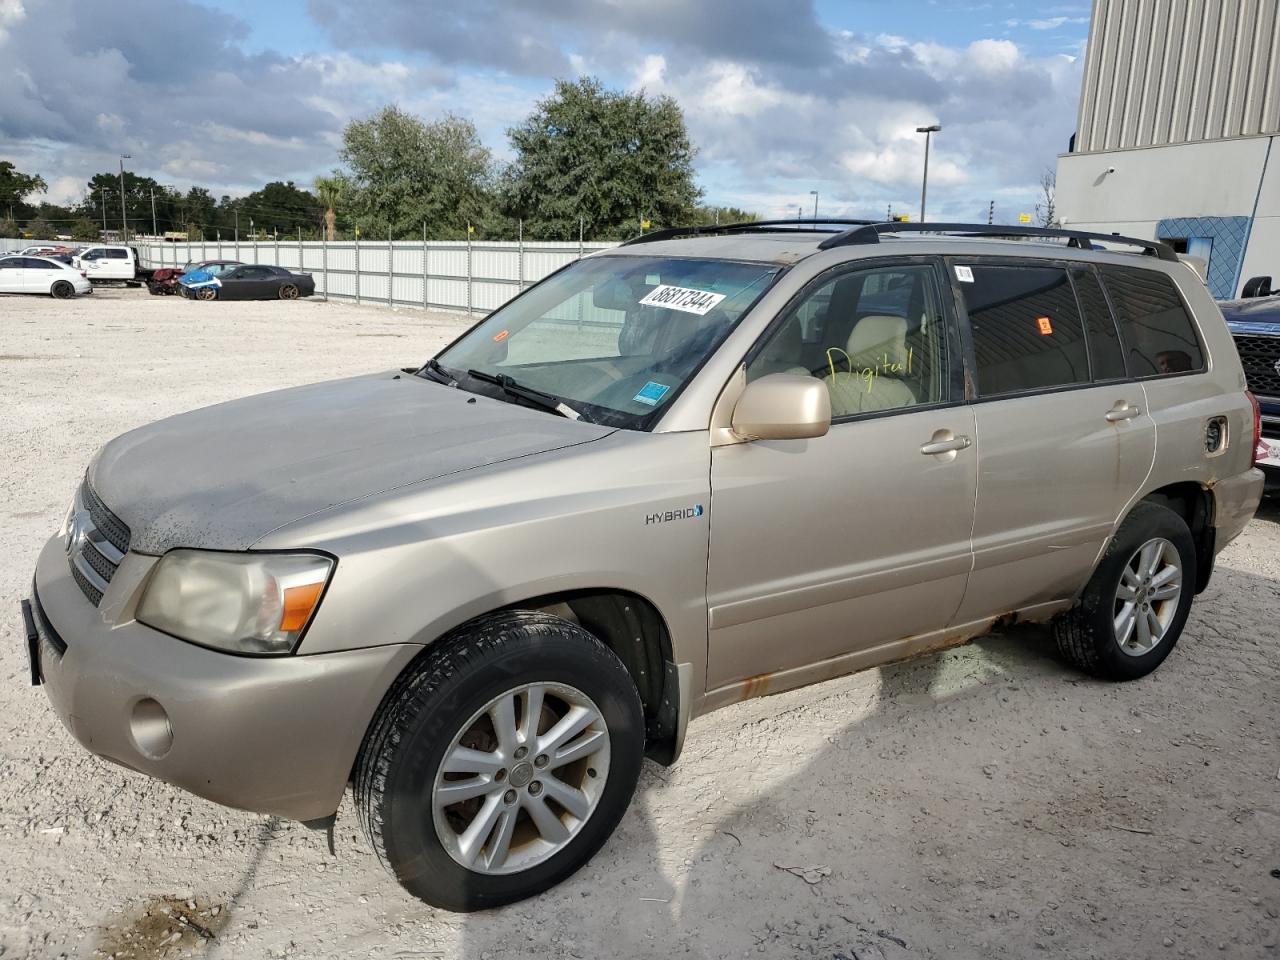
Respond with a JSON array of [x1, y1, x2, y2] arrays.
[[1, 287, 1278, 960]]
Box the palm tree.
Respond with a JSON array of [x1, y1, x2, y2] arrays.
[[314, 176, 344, 241]]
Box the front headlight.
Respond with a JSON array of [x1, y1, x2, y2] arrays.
[[137, 550, 334, 655]]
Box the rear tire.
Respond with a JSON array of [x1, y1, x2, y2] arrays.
[[279, 283, 299, 300], [1053, 501, 1196, 680], [354, 610, 644, 912], [50, 281, 74, 299]]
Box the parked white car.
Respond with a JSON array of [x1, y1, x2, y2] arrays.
[[73, 245, 151, 284], [0, 255, 92, 298]]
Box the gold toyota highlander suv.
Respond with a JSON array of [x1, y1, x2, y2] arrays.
[[22, 220, 1264, 910]]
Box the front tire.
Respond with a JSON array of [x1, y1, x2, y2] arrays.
[[355, 611, 644, 912], [196, 286, 217, 301], [1053, 501, 1196, 680], [51, 280, 74, 299]]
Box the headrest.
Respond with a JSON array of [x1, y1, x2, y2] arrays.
[[846, 315, 909, 371]]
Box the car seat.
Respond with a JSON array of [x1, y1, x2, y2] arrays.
[[822, 316, 917, 417]]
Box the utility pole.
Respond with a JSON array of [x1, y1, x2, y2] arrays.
[[915, 124, 941, 223], [988, 200, 995, 225], [151, 188, 158, 236], [118, 154, 131, 240], [101, 189, 108, 232], [810, 190, 819, 219]]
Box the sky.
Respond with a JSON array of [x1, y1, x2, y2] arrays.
[[0, 0, 1092, 227]]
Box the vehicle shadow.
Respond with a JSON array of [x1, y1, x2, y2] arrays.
[[451, 561, 1280, 958]]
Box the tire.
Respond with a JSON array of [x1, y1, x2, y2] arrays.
[[355, 610, 644, 912], [279, 283, 299, 300], [196, 287, 217, 301], [50, 280, 74, 299], [146, 282, 163, 295], [1053, 501, 1197, 681]]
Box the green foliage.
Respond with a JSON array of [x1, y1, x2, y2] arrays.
[[70, 217, 100, 240], [0, 161, 47, 221], [503, 77, 701, 241], [0, 214, 18, 237], [339, 106, 494, 239], [235, 181, 321, 236], [313, 175, 345, 239], [26, 215, 56, 240], [690, 205, 759, 226]]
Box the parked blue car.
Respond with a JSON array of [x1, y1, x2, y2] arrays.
[[1221, 275, 1280, 490]]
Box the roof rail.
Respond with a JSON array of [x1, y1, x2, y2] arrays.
[[816, 221, 1179, 261], [620, 218, 876, 246]]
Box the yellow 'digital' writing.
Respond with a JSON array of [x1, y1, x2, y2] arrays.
[[825, 346, 914, 393]]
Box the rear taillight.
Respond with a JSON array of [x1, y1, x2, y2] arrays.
[[1248, 391, 1263, 467]]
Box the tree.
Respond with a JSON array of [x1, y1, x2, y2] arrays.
[[339, 106, 495, 239], [79, 170, 164, 238], [503, 77, 701, 240], [70, 217, 99, 241], [0, 214, 17, 238], [26, 215, 56, 240], [314, 175, 344, 240], [0, 161, 47, 221], [1035, 168, 1057, 227], [691, 205, 759, 226]]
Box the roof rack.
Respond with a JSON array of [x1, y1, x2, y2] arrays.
[[815, 221, 1179, 261], [620, 218, 875, 246]]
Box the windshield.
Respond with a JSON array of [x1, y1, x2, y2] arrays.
[[434, 255, 780, 428]]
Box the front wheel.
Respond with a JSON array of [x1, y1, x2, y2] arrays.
[[1053, 501, 1196, 680], [196, 286, 217, 301], [355, 611, 644, 911], [51, 280, 74, 299]]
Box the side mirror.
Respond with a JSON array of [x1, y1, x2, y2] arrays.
[[731, 374, 831, 442], [1241, 275, 1273, 298]]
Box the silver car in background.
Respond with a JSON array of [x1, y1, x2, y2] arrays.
[[22, 220, 1263, 910]]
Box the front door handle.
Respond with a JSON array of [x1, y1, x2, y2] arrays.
[[1105, 402, 1141, 422], [920, 434, 972, 456]]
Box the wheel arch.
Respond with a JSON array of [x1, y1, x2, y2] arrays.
[[353, 587, 688, 789], [1136, 481, 1215, 593]]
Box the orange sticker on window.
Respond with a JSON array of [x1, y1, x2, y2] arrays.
[[1036, 316, 1053, 336], [492, 330, 510, 342]]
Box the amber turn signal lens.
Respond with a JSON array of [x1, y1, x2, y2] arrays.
[[280, 581, 325, 632]]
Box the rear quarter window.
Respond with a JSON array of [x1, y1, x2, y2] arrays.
[[957, 263, 1090, 397], [1100, 266, 1205, 377]]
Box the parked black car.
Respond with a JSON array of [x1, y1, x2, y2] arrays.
[[181, 264, 316, 301], [1220, 274, 1280, 489]]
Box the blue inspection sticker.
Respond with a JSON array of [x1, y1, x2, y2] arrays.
[[633, 381, 671, 407]]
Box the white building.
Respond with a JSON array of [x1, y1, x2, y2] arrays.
[[1056, 0, 1280, 298]]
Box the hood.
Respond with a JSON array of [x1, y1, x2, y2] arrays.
[[1220, 296, 1280, 331], [91, 373, 615, 554]]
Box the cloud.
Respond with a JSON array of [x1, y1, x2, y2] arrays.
[[0, 0, 1085, 224]]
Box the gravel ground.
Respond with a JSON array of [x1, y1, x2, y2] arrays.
[[1, 287, 1278, 960]]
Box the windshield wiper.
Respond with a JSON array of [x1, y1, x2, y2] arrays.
[[465, 369, 591, 422], [418, 358, 457, 386]]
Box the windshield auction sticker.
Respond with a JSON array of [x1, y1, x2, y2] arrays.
[[639, 284, 726, 315]]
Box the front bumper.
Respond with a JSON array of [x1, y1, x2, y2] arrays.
[[27, 534, 421, 821]]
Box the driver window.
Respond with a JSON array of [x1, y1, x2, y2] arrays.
[[747, 264, 949, 418]]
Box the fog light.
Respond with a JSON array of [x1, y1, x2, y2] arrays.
[[130, 698, 173, 759]]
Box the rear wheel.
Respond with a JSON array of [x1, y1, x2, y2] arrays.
[[196, 287, 217, 301], [1053, 501, 1196, 680], [355, 611, 644, 911], [50, 280, 74, 299], [279, 283, 299, 300]]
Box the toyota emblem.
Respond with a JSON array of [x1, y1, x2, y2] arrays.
[[65, 510, 89, 556]]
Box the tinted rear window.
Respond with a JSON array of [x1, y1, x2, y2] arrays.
[[1101, 266, 1204, 377], [958, 263, 1090, 397]]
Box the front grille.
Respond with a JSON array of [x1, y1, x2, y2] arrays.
[[1232, 333, 1280, 399], [66, 478, 131, 607]]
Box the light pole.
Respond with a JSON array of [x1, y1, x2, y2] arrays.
[[915, 124, 941, 223], [810, 190, 819, 219], [118, 155, 131, 239]]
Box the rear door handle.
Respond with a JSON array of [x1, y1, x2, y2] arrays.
[[920, 435, 972, 456], [1105, 402, 1141, 422]]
